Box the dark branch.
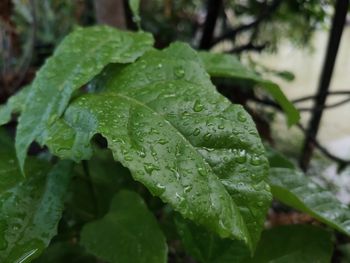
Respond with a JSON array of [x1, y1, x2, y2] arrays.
[[210, 0, 282, 47], [300, 0, 349, 171], [292, 90, 350, 104], [229, 42, 267, 54], [249, 96, 350, 168], [199, 0, 223, 49]]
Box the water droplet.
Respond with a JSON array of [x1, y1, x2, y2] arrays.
[[204, 133, 212, 141], [157, 63, 163, 69], [144, 163, 159, 174], [184, 185, 192, 193], [193, 100, 204, 112], [197, 167, 206, 176], [193, 128, 200, 136], [158, 139, 168, 145], [218, 124, 225, 129], [174, 66, 185, 79], [250, 155, 262, 166], [235, 149, 247, 164], [125, 156, 133, 161], [237, 111, 247, 122]]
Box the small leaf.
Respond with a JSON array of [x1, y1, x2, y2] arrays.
[[269, 168, 350, 235], [80, 190, 167, 263], [265, 146, 296, 169], [243, 225, 333, 263], [14, 25, 153, 171], [44, 43, 271, 250], [199, 52, 300, 126], [0, 145, 73, 262]]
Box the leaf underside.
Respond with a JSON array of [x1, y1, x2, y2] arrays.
[[43, 42, 271, 250]]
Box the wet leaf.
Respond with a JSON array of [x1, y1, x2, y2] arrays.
[[14, 25, 153, 171], [199, 52, 300, 126], [269, 168, 350, 235], [44, 43, 271, 250], [80, 190, 167, 263], [0, 142, 73, 262]]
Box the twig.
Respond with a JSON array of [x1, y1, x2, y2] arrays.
[[249, 96, 350, 168], [229, 42, 267, 54], [199, 0, 223, 49], [298, 97, 350, 111], [210, 0, 282, 47], [292, 90, 350, 104]]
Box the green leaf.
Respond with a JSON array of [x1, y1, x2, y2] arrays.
[[80, 190, 167, 263], [265, 146, 296, 169], [269, 168, 350, 235], [43, 43, 271, 250], [0, 85, 30, 126], [33, 242, 96, 263], [175, 216, 249, 263], [14, 25, 154, 171], [176, 218, 333, 263], [243, 225, 333, 263], [0, 150, 73, 262], [199, 52, 300, 126]]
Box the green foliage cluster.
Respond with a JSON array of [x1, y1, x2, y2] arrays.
[[0, 25, 349, 263]]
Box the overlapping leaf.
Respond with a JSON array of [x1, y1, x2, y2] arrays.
[[0, 140, 73, 262], [80, 191, 167, 263], [175, 217, 333, 263], [243, 225, 333, 263], [269, 168, 350, 235], [199, 52, 300, 126], [14, 25, 153, 171], [43, 43, 271, 250]]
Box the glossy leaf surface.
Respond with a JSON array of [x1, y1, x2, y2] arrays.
[[0, 142, 73, 262], [269, 168, 350, 235], [14, 25, 153, 171], [80, 190, 167, 263], [199, 52, 300, 126], [44, 43, 271, 249]]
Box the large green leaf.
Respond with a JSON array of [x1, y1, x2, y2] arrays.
[[80, 190, 167, 263], [199, 52, 300, 126], [269, 168, 350, 235], [243, 225, 333, 263], [0, 146, 73, 262], [14, 25, 153, 171], [43, 43, 271, 250]]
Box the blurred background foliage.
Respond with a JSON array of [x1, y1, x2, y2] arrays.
[[0, 0, 335, 103]]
